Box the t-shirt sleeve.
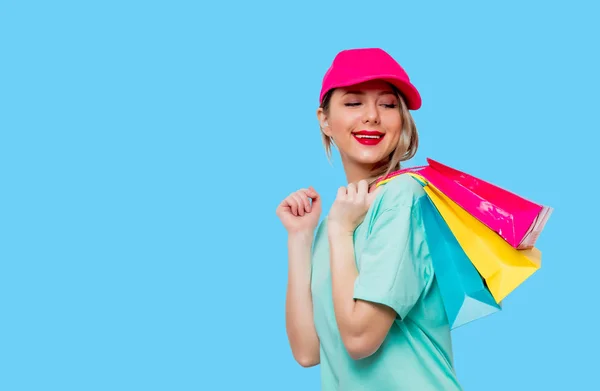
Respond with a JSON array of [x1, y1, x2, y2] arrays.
[[352, 201, 431, 320]]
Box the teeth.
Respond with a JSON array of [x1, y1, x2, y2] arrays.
[[355, 135, 381, 139]]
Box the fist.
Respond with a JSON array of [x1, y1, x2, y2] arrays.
[[276, 186, 322, 234], [328, 180, 381, 236]]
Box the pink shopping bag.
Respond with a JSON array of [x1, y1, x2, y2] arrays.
[[376, 159, 553, 249]]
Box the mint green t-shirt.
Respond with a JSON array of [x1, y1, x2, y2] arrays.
[[310, 174, 463, 390]]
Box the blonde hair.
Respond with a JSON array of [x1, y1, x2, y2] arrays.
[[319, 85, 419, 187]]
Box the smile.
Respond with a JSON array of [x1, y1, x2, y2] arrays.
[[352, 131, 385, 145]]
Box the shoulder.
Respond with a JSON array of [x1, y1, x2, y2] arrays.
[[372, 173, 426, 211]]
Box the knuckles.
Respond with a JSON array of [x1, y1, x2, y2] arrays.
[[333, 180, 371, 206]]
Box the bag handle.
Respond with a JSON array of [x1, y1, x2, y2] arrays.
[[374, 165, 428, 187]]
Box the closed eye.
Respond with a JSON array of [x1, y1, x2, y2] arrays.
[[344, 102, 361, 107]]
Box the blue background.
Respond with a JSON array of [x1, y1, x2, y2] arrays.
[[1, 1, 598, 389]]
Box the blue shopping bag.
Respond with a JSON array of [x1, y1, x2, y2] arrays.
[[420, 195, 502, 329]]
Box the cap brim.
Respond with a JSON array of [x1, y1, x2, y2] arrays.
[[322, 74, 422, 110]]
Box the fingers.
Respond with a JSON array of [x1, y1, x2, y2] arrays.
[[307, 186, 319, 200], [283, 194, 298, 216], [308, 186, 321, 207], [279, 187, 319, 217], [356, 180, 368, 201], [290, 193, 304, 216], [339, 180, 369, 203], [298, 191, 313, 214], [278, 181, 379, 220], [346, 183, 356, 201]]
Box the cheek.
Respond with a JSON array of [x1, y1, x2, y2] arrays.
[[384, 114, 403, 134], [382, 116, 403, 148], [329, 113, 361, 135]]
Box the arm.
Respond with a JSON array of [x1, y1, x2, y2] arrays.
[[326, 178, 428, 361], [285, 231, 320, 367], [328, 230, 396, 360]]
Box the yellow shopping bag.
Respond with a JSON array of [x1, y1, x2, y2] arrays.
[[408, 173, 542, 303]]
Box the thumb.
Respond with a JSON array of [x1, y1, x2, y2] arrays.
[[308, 186, 321, 206]]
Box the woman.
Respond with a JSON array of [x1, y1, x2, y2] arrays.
[[276, 48, 463, 390]]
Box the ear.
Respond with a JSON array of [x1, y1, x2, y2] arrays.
[[316, 108, 331, 136]]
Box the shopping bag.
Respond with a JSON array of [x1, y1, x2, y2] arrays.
[[420, 193, 501, 329], [376, 159, 553, 249], [410, 172, 542, 303], [424, 158, 552, 249]]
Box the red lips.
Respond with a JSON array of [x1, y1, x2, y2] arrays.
[[354, 130, 384, 136], [352, 130, 385, 146]]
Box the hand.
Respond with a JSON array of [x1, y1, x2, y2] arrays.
[[276, 186, 322, 235], [328, 180, 381, 236]]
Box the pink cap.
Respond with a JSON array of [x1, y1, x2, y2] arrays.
[[319, 48, 422, 110]]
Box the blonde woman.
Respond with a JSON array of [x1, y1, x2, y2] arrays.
[[276, 48, 463, 390]]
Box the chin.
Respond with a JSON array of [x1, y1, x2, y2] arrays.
[[352, 149, 388, 165], [348, 138, 396, 163]]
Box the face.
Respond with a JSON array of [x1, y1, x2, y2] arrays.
[[318, 80, 402, 167]]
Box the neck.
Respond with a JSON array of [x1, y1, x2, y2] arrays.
[[340, 154, 389, 185]]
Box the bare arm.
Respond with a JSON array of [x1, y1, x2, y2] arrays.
[[285, 231, 320, 367], [328, 230, 396, 360]]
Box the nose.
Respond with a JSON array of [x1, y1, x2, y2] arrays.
[[362, 101, 380, 125]]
